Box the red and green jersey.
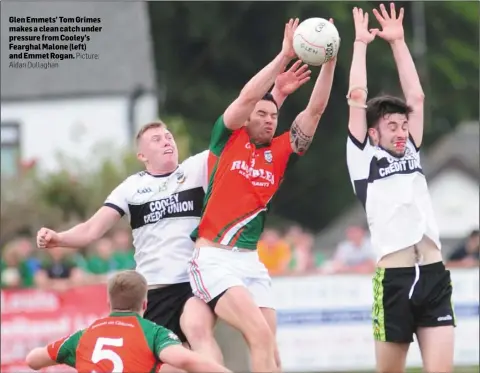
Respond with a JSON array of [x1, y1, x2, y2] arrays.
[[192, 115, 296, 250], [47, 312, 181, 373]]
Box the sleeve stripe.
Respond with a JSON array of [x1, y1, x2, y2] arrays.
[[347, 129, 368, 150], [408, 133, 421, 152], [47, 335, 71, 362], [104, 203, 125, 217]]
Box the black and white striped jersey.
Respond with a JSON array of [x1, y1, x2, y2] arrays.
[[346, 132, 441, 260], [104, 150, 209, 285]]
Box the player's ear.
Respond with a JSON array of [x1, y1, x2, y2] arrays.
[[142, 299, 147, 312], [368, 127, 379, 145], [137, 151, 147, 163]]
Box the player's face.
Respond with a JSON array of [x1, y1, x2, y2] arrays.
[[137, 127, 178, 171], [246, 100, 279, 144], [369, 113, 409, 157]]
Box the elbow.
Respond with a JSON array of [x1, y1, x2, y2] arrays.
[[26, 349, 43, 371], [176, 355, 196, 372], [304, 107, 323, 123], [407, 92, 425, 106], [238, 89, 260, 106], [348, 90, 367, 103]]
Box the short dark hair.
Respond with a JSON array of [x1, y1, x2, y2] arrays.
[[469, 229, 479, 239], [366, 95, 413, 129], [262, 92, 279, 110]]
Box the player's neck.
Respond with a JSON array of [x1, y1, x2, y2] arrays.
[[250, 137, 271, 148], [110, 309, 140, 315]]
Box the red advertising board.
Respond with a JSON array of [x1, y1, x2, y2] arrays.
[[1, 284, 110, 372]]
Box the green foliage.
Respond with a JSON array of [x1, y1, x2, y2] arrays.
[[147, 1, 479, 231], [1, 149, 139, 243], [0, 117, 197, 244]]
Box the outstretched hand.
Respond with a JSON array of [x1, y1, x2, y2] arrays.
[[372, 3, 405, 43], [275, 60, 311, 96], [353, 7, 377, 45], [281, 18, 299, 59]]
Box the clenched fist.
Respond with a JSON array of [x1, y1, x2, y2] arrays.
[[36, 227, 60, 249]]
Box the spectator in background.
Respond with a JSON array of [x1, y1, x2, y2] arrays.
[[35, 246, 84, 291], [85, 238, 118, 282], [1, 237, 40, 288], [286, 228, 325, 273], [324, 225, 375, 274], [447, 229, 479, 268], [1, 243, 22, 288], [111, 229, 136, 270], [257, 228, 291, 276]]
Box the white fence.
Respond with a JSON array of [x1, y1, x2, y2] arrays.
[[272, 269, 479, 371]]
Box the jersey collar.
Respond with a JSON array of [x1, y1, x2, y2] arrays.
[[109, 311, 140, 317], [145, 166, 179, 178]]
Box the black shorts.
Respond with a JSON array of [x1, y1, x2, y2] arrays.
[[372, 261, 456, 343], [143, 282, 193, 343]]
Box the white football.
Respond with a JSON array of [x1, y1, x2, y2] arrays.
[[293, 18, 340, 66]]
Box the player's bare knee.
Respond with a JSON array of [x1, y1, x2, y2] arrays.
[[243, 317, 275, 350], [182, 317, 214, 344], [181, 297, 216, 344]]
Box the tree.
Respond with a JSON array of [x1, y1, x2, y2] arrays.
[[147, 1, 479, 231]]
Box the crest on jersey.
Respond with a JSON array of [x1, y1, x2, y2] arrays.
[[264, 150, 273, 163], [159, 181, 168, 192], [169, 332, 179, 340], [176, 170, 186, 184]]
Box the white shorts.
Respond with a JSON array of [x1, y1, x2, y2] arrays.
[[188, 246, 274, 309]]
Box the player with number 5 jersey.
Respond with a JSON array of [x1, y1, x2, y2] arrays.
[[25, 271, 230, 373]]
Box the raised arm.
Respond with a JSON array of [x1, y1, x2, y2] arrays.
[[373, 3, 425, 147], [270, 60, 311, 108], [347, 8, 378, 144], [288, 19, 338, 155], [223, 18, 299, 130]]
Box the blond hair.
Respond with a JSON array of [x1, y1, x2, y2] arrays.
[[135, 121, 168, 145], [107, 270, 148, 312]]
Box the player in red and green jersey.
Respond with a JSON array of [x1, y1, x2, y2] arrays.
[[25, 270, 230, 373], [188, 18, 338, 373]]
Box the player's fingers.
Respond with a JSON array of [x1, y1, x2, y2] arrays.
[[363, 12, 369, 27], [289, 59, 303, 72], [390, 2, 396, 20], [372, 8, 385, 25], [298, 69, 312, 81], [380, 3, 390, 20], [371, 29, 382, 39], [299, 76, 311, 86], [353, 8, 360, 23], [293, 18, 299, 29], [329, 18, 334, 24], [295, 62, 309, 75], [398, 7, 404, 23]]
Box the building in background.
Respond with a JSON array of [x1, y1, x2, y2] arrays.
[[1, 2, 160, 176], [314, 122, 480, 256]]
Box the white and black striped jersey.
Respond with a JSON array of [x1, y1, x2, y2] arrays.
[[104, 150, 209, 285], [346, 132, 441, 261]]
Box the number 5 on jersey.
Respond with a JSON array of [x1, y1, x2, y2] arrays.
[[91, 337, 124, 373]]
